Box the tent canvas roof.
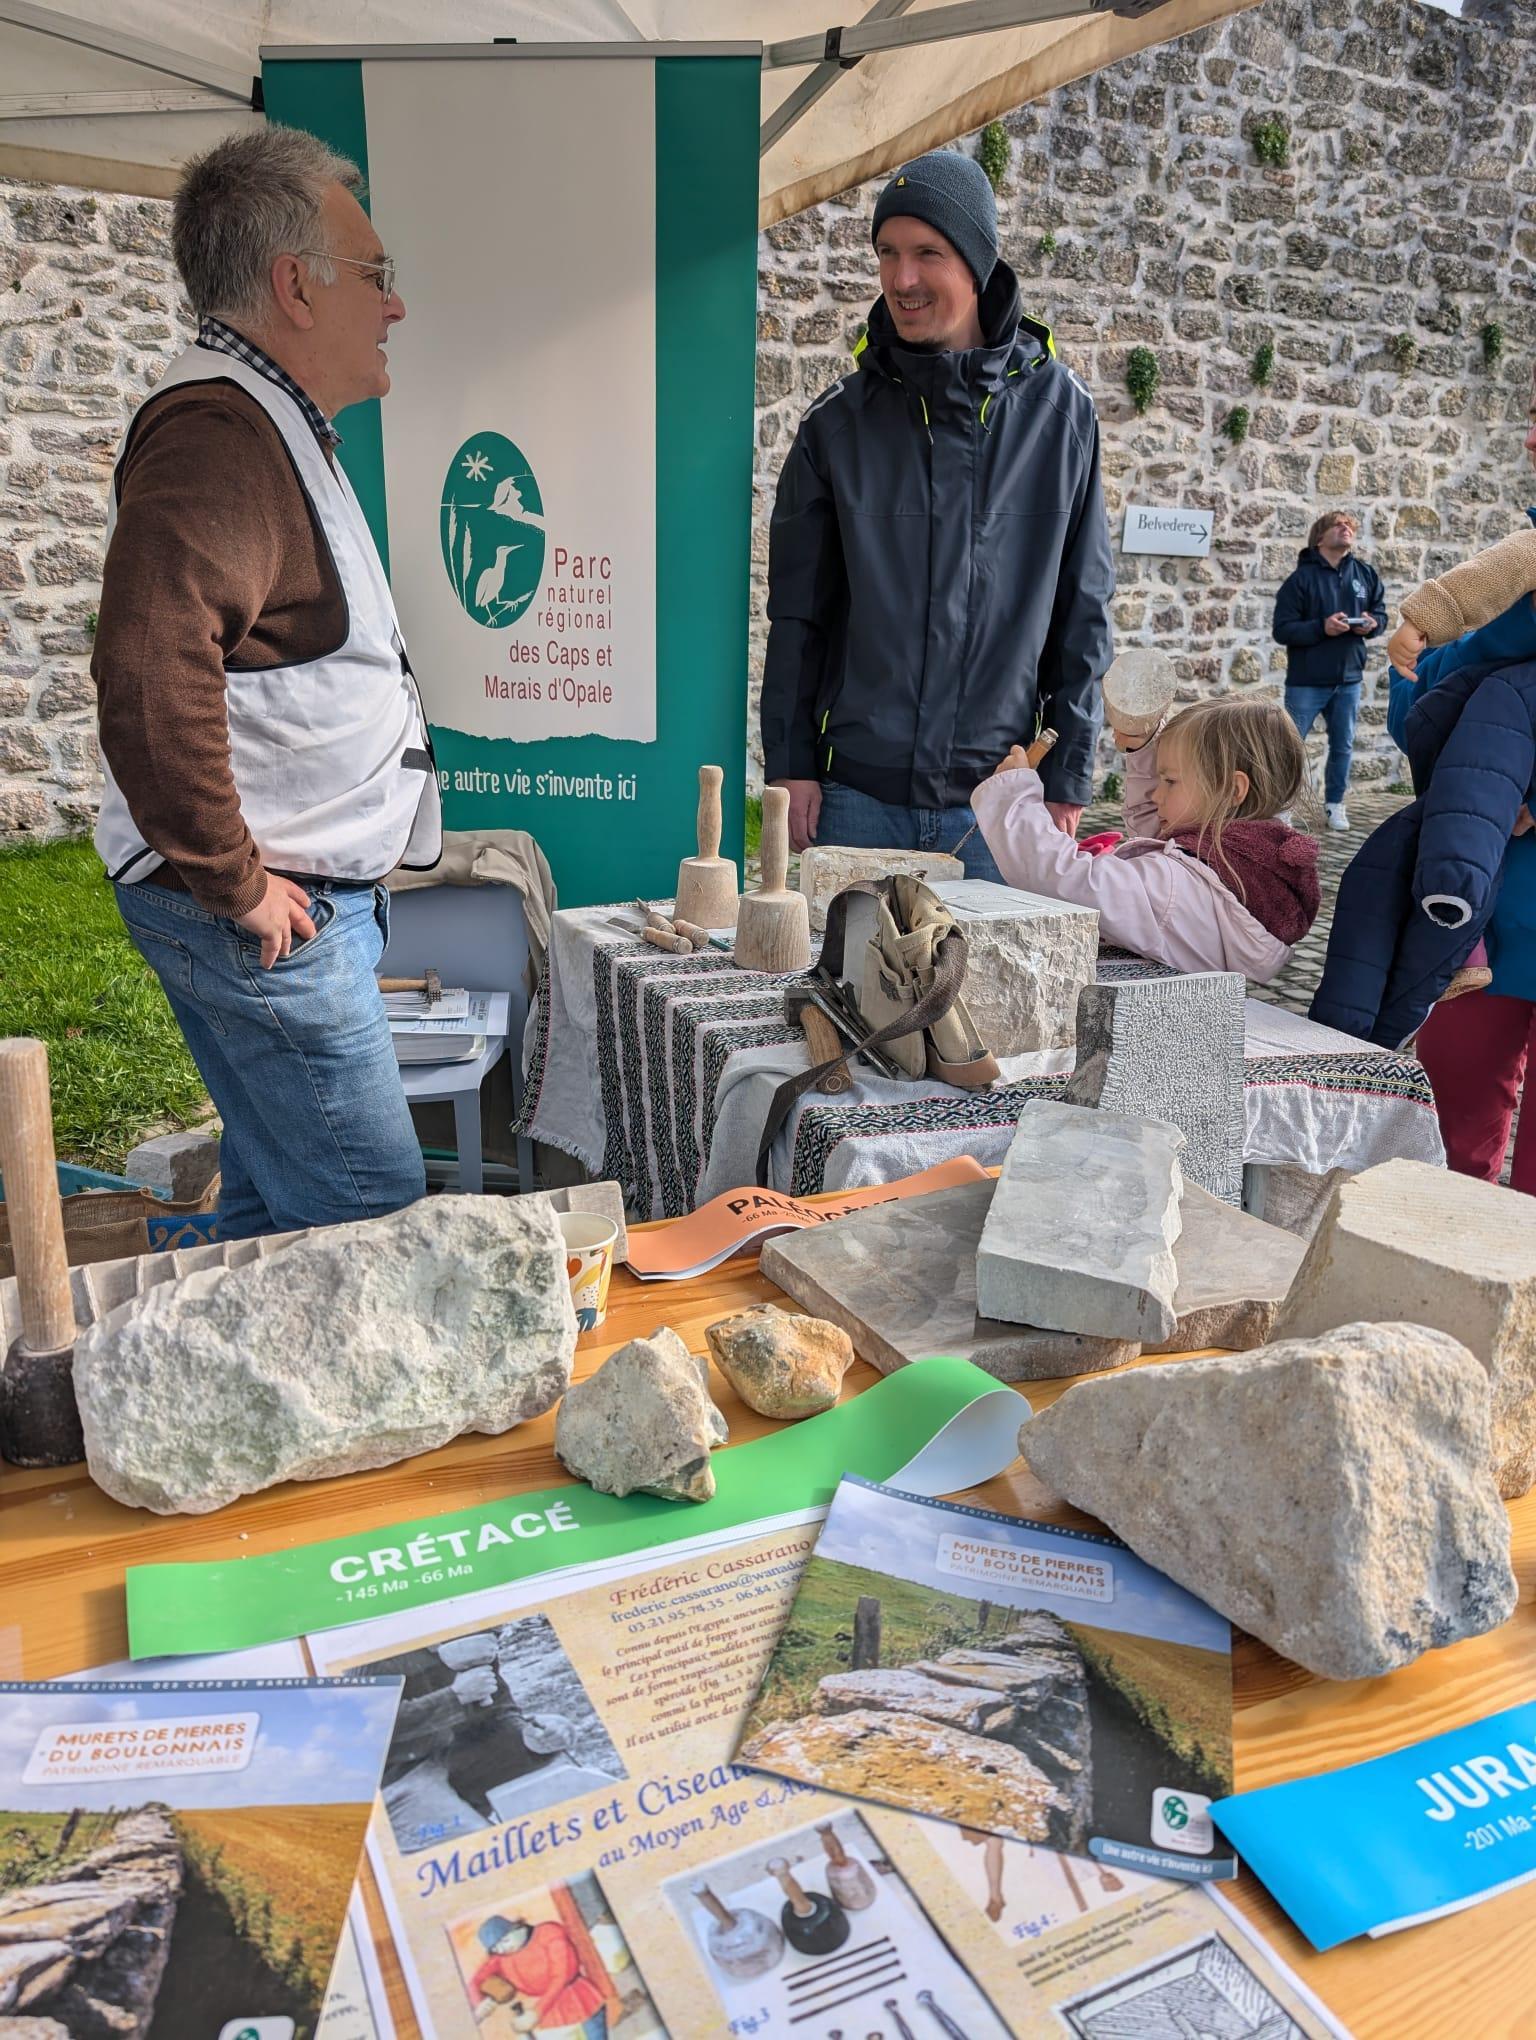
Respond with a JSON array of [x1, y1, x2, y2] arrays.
[[0, 0, 1258, 221]]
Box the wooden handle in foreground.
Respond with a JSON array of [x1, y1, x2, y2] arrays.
[[759, 785, 790, 894], [800, 1006, 852, 1093], [697, 765, 723, 863], [0, 1038, 75, 1354], [1025, 727, 1058, 769]]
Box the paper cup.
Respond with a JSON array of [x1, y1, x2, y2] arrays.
[[558, 1212, 619, 1332]]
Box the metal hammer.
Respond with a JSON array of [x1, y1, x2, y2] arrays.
[[377, 966, 442, 1005], [0, 1037, 85, 1466]]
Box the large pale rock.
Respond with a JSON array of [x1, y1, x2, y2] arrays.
[[704, 1303, 854, 1417], [977, 1101, 1185, 1341], [1065, 972, 1247, 1203], [739, 1708, 1074, 1845], [1273, 1158, 1536, 1498], [930, 880, 1100, 1054], [1021, 1322, 1518, 1680], [761, 1177, 1302, 1381], [797, 846, 964, 932], [72, 1197, 575, 1514], [555, 1327, 728, 1502]]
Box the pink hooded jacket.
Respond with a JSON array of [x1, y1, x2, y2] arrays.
[[969, 742, 1303, 983]]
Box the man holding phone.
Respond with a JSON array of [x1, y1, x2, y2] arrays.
[[1273, 509, 1388, 829]]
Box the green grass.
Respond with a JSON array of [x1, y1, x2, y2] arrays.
[[1064, 1621, 1232, 1795], [745, 1554, 995, 1731], [0, 1809, 121, 1890], [745, 792, 762, 859], [0, 839, 209, 1169]]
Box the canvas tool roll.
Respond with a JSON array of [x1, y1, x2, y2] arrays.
[[755, 875, 999, 1183]]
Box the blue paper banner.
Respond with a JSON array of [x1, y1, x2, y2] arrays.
[[1214, 1699, 1536, 1949]]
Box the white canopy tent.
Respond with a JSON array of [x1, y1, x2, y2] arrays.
[[0, 0, 1257, 222]]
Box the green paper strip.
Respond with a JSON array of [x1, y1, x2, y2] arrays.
[[126, 1358, 1015, 1659]]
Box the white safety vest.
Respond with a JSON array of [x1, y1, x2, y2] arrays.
[[95, 343, 442, 889]]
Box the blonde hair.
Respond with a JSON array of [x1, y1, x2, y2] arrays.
[[1155, 699, 1306, 898]]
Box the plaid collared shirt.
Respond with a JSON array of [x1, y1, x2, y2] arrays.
[[197, 316, 341, 450]]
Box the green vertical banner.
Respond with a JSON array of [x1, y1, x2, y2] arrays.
[[262, 47, 758, 907]]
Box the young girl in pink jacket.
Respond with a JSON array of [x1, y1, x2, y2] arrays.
[[969, 699, 1320, 983]]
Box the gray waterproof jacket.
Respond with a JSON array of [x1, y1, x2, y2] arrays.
[[760, 264, 1114, 810]]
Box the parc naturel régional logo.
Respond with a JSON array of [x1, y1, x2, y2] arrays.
[[440, 432, 546, 629]]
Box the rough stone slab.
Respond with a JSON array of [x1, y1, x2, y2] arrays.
[[931, 879, 1100, 1054], [1273, 1158, 1536, 1499], [977, 1101, 1185, 1342], [72, 1197, 575, 1514], [555, 1327, 728, 1502], [762, 1176, 1301, 1380], [797, 846, 964, 931], [1065, 972, 1247, 1203], [123, 1127, 220, 1201], [815, 1668, 1022, 1738], [0, 1944, 74, 2015], [704, 1303, 854, 1417], [1021, 1321, 1518, 1681], [737, 1707, 1073, 1845]]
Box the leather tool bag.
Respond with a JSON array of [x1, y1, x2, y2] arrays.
[[756, 875, 999, 1184]]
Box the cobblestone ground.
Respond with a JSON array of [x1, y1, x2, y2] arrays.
[[1079, 783, 1410, 1017]]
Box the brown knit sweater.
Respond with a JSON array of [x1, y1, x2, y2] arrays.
[[1400, 525, 1536, 648], [92, 383, 347, 919]]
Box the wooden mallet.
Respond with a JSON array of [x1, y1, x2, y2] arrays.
[[733, 785, 812, 974], [0, 1037, 85, 1467], [674, 765, 740, 931]]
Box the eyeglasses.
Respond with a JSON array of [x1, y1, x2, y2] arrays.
[[297, 250, 397, 298]]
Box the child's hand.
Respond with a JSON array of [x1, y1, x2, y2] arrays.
[[992, 745, 1032, 777], [1388, 619, 1428, 676], [1111, 725, 1151, 752]]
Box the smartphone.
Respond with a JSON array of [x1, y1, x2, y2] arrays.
[[1347, 615, 1373, 628]]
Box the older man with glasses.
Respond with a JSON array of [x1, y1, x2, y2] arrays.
[[92, 125, 441, 1238]]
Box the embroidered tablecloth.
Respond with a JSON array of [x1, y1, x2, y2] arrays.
[[518, 908, 1445, 1219]]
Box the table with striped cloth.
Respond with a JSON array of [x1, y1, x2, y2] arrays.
[[516, 908, 1445, 1220]]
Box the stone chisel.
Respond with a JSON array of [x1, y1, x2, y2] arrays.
[[0, 1036, 85, 1466], [951, 726, 1058, 856]]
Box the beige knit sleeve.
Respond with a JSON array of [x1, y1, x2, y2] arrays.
[[1400, 526, 1536, 645]]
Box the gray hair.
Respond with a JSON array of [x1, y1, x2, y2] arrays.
[[172, 125, 362, 324]]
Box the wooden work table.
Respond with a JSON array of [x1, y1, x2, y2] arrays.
[[5, 1248, 1535, 2038]]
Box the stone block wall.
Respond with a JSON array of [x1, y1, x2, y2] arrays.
[[0, 188, 192, 839], [0, 1808, 182, 2035], [1, 0, 1532, 839], [753, 0, 1536, 791]]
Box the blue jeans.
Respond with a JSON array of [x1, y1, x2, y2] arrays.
[[114, 877, 426, 1240], [1285, 684, 1360, 807], [814, 780, 1005, 882]]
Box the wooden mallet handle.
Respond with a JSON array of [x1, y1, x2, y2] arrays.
[[697, 765, 723, 863], [759, 785, 791, 895], [0, 1038, 74, 1355]]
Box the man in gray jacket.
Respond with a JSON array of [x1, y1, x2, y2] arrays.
[[761, 150, 1114, 868]]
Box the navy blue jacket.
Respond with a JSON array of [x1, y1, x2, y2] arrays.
[[1311, 656, 1536, 1046], [760, 262, 1113, 810], [1272, 547, 1387, 689], [1387, 512, 1536, 1004]]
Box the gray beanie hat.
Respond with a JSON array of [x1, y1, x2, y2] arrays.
[[871, 150, 998, 291]]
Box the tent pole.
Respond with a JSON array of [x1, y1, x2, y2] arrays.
[[764, 0, 1170, 71], [760, 0, 918, 156]]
